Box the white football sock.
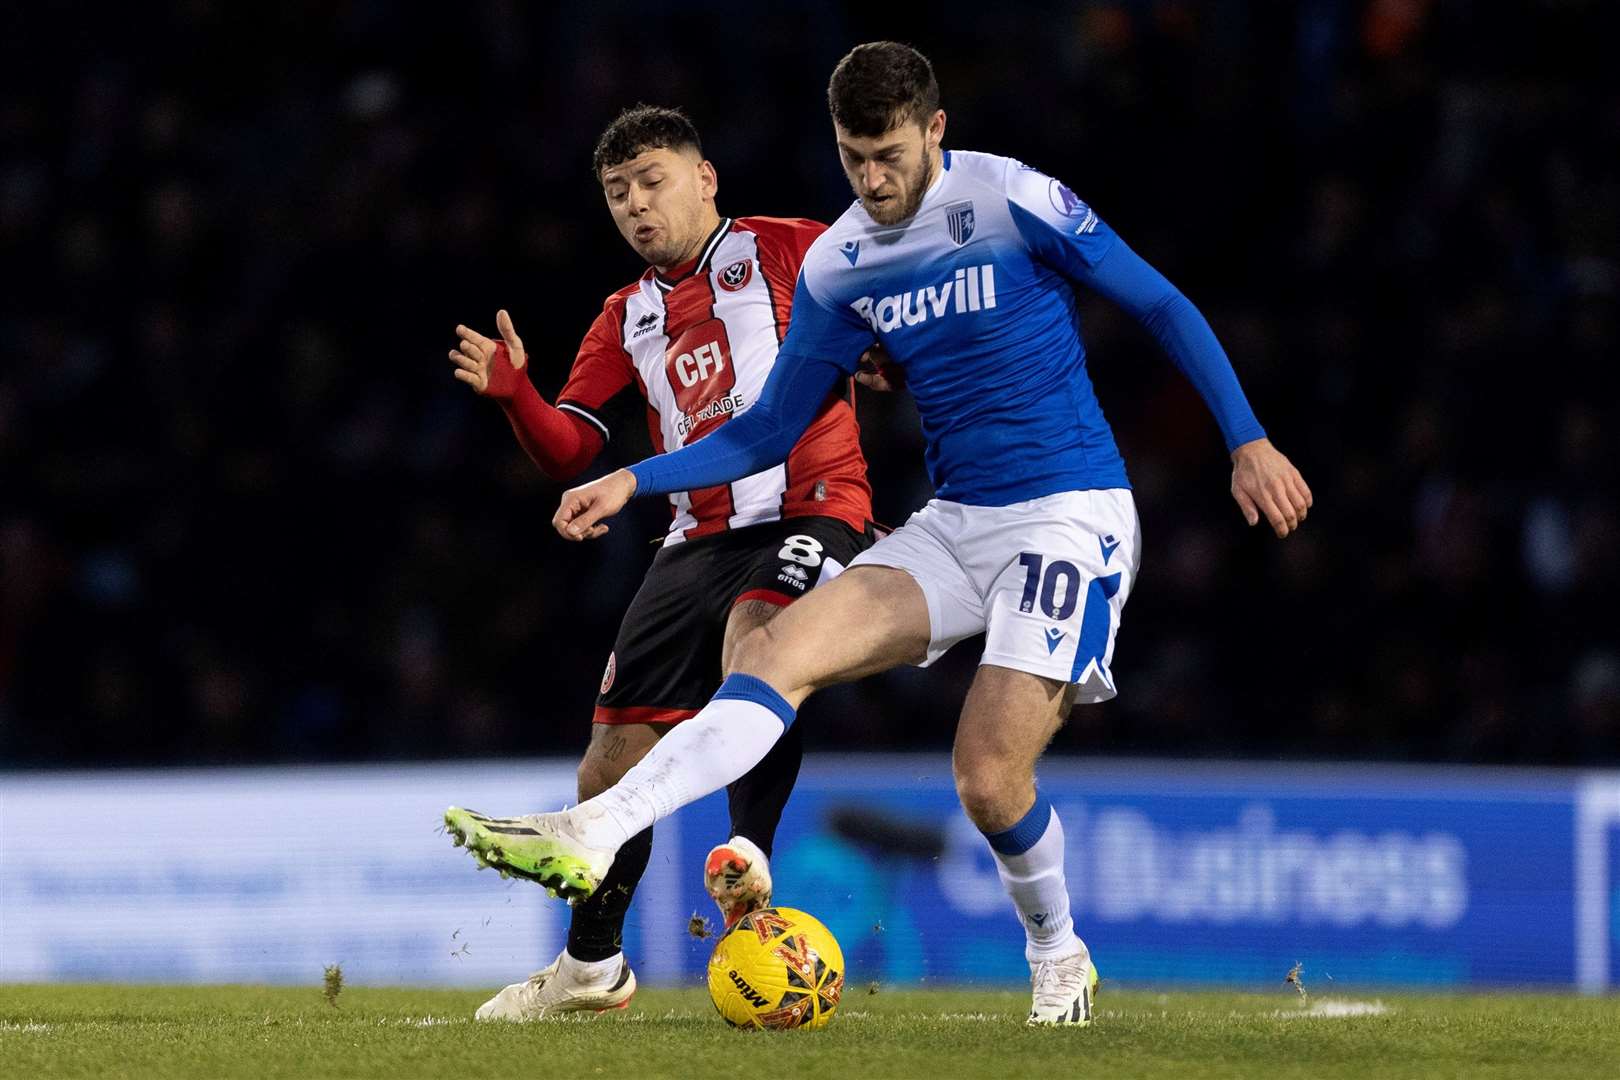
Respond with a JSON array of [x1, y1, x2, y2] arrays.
[[560, 949, 623, 988], [571, 680, 791, 851], [986, 800, 1081, 962]]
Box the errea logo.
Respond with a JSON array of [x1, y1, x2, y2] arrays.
[[850, 264, 997, 333]]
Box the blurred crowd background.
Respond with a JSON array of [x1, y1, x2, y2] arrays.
[[3, 0, 1616, 769]]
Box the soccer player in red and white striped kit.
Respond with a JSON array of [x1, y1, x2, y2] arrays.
[[447, 105, 884, 1020]]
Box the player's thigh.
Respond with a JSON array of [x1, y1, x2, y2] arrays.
[[952, 663, 1070, 828], [720, 516, 877, 674], [977, 489, 1139, 704], [730, 565, 931, 705], [578, 721, 668, 799], [595, 540, 727, 725]]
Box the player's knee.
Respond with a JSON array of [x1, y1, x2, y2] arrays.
[[952, 757, 1015, 831]]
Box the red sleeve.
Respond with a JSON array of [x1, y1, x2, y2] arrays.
[[497, 362, 603, 482], [554, 298, 637, 426], [496, 300, 633, 482]]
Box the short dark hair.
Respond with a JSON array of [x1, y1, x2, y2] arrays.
[[591, 104, 702, 178], [827, 42, 940, 137]]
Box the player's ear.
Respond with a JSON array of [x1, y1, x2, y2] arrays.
[[926, 109, 946, 151], [697, 158, 718, 200]]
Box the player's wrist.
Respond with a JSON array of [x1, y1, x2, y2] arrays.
[[616, 467, 640, 498], [1229, 435, 1271, 461], [485, 343, 531, 402]]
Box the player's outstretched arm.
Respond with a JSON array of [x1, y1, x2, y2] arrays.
[[1072, 241, 1312, 536], [1004, 165, 1313, 538], [448, 310, 604, 481], [552, 348, 845, 542]]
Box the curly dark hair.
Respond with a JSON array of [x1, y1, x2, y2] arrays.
[[591, 104, 703, 177], [827, 42, 940, 137]]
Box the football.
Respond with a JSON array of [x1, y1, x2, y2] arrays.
[[706, 907, 846, 1030]]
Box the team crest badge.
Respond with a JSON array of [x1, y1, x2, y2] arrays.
[[600, 651, 616, 694], [717, 259, 753, 292], [945, 201, 975, 246]]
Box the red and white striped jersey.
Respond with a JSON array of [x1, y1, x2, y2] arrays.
[[556, 216, 873, 544]]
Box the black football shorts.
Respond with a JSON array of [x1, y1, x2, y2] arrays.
[[593, 515, 875, 724]]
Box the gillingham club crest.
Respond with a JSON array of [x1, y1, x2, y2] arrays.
[[945, 201, 975, 245]]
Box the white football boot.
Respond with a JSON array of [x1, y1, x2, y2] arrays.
[[1027, 946, 1099, 1026], [703, 835, 773, 930], [474, 951, 636, 1021]]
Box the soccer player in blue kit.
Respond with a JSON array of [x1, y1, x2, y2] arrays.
[[445, 42, 1312, 1025]]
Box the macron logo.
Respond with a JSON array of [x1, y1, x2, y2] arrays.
[[841, 240, 860, 266], [850, 264, 997, 333]]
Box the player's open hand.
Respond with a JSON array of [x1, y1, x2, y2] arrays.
[[1230, 438, 1312, 538], [854, 343, 904, 392], [449, 309, 528, 400], [554, 468, 639, 541]]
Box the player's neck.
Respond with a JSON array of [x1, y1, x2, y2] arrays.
[[654, 209, 725, 277]]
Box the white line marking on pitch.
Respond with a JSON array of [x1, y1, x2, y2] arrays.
[[1270, 998, 1390, 1019]]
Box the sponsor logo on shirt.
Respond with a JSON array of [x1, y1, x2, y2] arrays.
[[849, 264, 998, 333], [665, 317, 739, 441], [631, 311, 661, 338], [675, 393, 746, 440]]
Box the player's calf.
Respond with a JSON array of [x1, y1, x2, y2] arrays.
[[577, 722, 664, 801]]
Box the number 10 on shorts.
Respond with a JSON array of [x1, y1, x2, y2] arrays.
[[1016, 552, 1082, 619]]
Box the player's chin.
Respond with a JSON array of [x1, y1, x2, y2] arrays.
[[631, 236, 675, 264], [863, 196, 903, 225]]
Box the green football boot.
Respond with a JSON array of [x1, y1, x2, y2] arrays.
[[443, 806, 614, 902]]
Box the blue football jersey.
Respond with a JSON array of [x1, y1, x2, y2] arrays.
[[627, 149, 1265, 511], [786, 149, 1131, 505]]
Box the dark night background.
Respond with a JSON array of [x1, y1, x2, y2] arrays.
[[3, 0, 1616, 769]]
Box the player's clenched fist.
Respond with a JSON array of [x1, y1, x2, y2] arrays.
[[554, 468, 639, 541], [1229, 437, 1312, 538], [449, 309, 528, 400]]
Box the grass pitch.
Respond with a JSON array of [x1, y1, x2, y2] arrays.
[[2, 983, 1616, 1080]]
